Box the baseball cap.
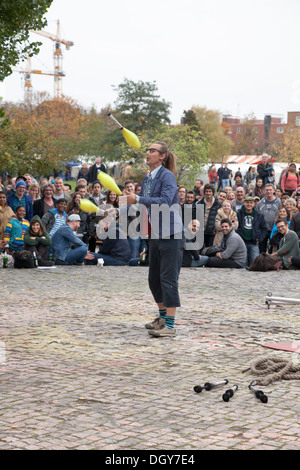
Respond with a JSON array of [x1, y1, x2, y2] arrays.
[[67, 214, 81, 222]]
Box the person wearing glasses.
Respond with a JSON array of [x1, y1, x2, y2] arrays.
[[270, 218, 299, 269], [125, 143, 184, 337]]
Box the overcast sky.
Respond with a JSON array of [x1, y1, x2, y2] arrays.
[[2, 0, 300, 124]]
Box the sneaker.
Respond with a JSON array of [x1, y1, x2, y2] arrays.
[[145, 317, 165, 330], [148, 327, 176, 338]]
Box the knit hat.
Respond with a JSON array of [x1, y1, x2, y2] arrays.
[[16, 180, 26, 188]]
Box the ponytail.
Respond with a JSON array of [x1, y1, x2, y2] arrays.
[[154, 142, 177, 175]]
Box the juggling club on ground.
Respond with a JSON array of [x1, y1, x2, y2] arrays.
[[222, 385, 238, 402], [194, 379, 228, 393], [248, 384, 268, 403]]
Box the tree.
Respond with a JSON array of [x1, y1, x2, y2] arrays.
[[272, 126, 300, 163], [113, 78, 171, 134], [233, 114, 263, 155], [190, 106, 233, 161], [0, 0, 53, 81], [0, 96, 83, 176]]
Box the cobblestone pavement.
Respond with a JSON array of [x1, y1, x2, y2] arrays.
[[0, 265, 299, 451]]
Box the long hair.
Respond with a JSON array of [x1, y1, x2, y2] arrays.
[[154, 142, 177, 175], [30, 219, 43, 237]]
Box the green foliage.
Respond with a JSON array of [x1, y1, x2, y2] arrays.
[[119, 124, 210, 186], [0, 0, 53, 80], [113, 78, 171, 134]]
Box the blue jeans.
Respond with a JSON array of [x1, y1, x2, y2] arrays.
[[85, 252, 128, 266], [55, 245, 87, 265], [245, 242, 259, 267], [191, 256, 208, 267], [222, 179, 230, 189]]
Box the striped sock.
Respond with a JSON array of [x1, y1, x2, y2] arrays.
[[164, 315, 175, 329], [159, 309, 167, 319]]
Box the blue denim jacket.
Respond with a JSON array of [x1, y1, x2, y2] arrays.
[[51, 224, 86, 261]]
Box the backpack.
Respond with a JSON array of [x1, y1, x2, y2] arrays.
[[14, 250, 36, 269]]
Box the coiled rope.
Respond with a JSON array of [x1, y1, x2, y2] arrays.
[[248, 356, 300, 386]]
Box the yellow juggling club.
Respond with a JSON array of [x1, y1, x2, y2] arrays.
[[79, 198, 99, 213], [97, 171, 123, 196], [107, 112, 141, 149]]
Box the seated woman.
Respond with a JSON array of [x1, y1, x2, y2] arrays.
[[24, 215, 53, 266]]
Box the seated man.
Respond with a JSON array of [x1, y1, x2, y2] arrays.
[[51, 213, 88, 265], [3, 205, 30, 253], [270, 218, 299, 269], [85, 216, 131, 266], [204, 218, 247, 268]]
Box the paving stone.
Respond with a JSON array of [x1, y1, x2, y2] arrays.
[[0, 265, 299, 450]]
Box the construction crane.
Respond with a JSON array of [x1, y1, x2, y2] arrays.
[[29, 20, 74, 98], [16, 55, 65, 108]]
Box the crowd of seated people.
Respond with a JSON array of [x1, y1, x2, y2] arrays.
[[1, 157, 300, 270]]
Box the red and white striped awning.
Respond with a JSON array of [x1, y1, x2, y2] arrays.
[[225, 155, 277, 165]]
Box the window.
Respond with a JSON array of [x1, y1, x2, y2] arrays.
[[277, 127, 284, 133], [295, 116, 300, 126]]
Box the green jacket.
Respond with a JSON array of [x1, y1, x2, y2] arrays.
[[24, 215, 52, 247]]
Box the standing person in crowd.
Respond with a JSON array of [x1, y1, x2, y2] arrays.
[[232, 172, 249, 193], [236, 196, 268, 267], [124, 142, 184, 338], [217, 190, 227, 204], [88, 157, 107, 183], [281, 163, 300, 196], [290, 206, 300, 239], [196, 183, 221, 247], [256, 183, 281, 253], [193, 179, 203, 201], [251, 176, 265, 199], [178, 186, 187, 207], [284, 198, 298, 221], [24, 215, 53, 266], [53, 177, 71, 202], [221, 163, 232, 189], [33, 183, 55, 218], [28, 183, 40, 202], [213, 200, 238, 247], [271, 219, 300, 269], [3, 205, 30, 253], [105, 190, 119, 208], [89, 181, 105, 207], [257, 154, 275, 186], [7, 180, 33, 221], [208, 165, 218, 189], [231, 187, 246, 212], [0, 191, 15, 250], [77, 163, 89, 182], [244, 166, 257, 190]]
